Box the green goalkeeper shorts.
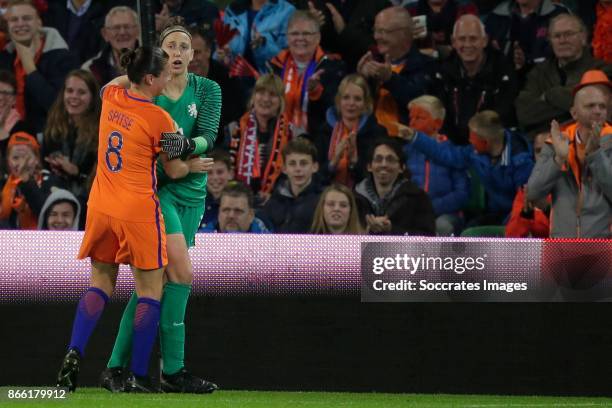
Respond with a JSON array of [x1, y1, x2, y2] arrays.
[[158, 188, 204, 248]]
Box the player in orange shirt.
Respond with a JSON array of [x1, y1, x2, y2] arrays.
[[56, 46, 195, 393]]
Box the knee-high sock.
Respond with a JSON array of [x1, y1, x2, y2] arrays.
[[107, 292, 138, 368], [160, 282, 191, 375], [69, 287, 109, 356], [130, 297, 161, 377]]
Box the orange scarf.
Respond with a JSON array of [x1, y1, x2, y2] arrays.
[[374, 63, 405, 137], [0, 174, 37, 229], [13, 38, 45, 119], [274, 48, 326, 131], [593, 2, 612, 64], [328, 120, 357, 187], [230, 111, 292, 193]]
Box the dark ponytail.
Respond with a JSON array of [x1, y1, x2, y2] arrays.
[[119, 46, 169, 85]]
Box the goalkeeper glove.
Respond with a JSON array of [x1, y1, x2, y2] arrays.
[[160, 132, 196, 160]]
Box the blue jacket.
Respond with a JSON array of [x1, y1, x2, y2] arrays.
[[222, 0, 295, 73], [404, 135, 470, 216], [409, 129, 533, 215]]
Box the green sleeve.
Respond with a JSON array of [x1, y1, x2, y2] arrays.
[[194, 76, 222, 153]]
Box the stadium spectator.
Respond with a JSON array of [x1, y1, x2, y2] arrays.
[[355, 137, 436, 235], [200, 148, 233, 229], [258, 137, 323, 233], [404, 95, 470, 235], [505, 131, 550, 237], [485, 0, 568, 75], [42, 69, 100, 199], [38, 187, 80, 230], [398, 110, 534, 226], [229, 74, 293, 201], [310, 183, 365, 234], [187, 26, 246, 136], [592, 0, 612, 64], [357, 6, 433, 137], [312, 73, 387, 187], [527, 70, 612, 238], [82, 6, 140, 87], [293, 0, 388, 70], [0, 131, 66, 229], [218, 0, 295, 72], [269, 10, 345, 133], [200, 181, 271, 233], [430, 14, 517, 145], [42, 0, 106, 64], [406, 0, 479, 61], [515, 14, 612, 138], [0, 0, 79, 134], [155, 0, 220, 31], [0, 70, 27, 178]]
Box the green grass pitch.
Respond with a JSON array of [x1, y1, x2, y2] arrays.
[[2, 389, 612, 408]]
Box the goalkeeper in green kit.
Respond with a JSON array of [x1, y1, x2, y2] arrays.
[[100, 20, 222, 393]]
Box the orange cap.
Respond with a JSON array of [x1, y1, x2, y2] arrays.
[[573, 70, 612, 96], [7, 131, 40, 152]]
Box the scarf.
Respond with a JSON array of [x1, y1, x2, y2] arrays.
[[13, 38, 45, 119], [374, 62, 405, 137], [231, 111, 291, 193], [328, 120, 357, 187], [280, 49, 322, 130]]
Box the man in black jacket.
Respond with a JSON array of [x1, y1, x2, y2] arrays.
[[430, 14, 517, 145]]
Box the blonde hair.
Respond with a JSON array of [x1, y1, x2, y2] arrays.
[[468, 110, 504, 140], [335, 74, 373, 116], [311, 184, 365, 234], [248, 73, 285, 114], [408, 95, 446, 120]]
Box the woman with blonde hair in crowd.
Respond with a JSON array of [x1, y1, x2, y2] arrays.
[[313, 73, 386, 187], [42, 69, 101, 198], [228, 73, 293, 204], [311, 183, 364, 234]]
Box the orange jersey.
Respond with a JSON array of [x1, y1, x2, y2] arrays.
[[88, 85, 176, 222]]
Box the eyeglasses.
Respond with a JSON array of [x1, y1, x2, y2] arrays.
[[373, 26, 410, 36], [0, 90, 15, 96], [105, 24, 137, 33], [550, 30, 582, 41], [372, 155, 400, 164], [287, 31, 318, 38]]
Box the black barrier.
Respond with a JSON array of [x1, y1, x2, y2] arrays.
[[3, 297, 612, 396]]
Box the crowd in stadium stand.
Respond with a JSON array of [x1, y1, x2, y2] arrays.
[[0, 0, 610, 238]]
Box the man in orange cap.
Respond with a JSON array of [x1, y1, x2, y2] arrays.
[[527, 69, 612, 237], [0, 131, 66, 229]]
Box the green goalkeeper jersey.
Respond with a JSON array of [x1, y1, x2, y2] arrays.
[[154, 73, 222, 206]]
